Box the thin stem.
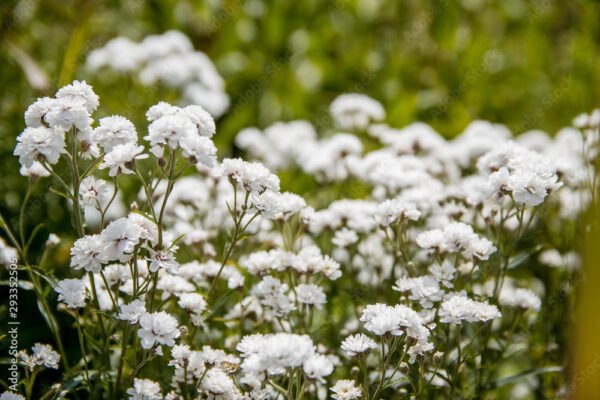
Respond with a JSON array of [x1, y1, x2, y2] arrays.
[[115, 324, 130, 395], [74, 311, 92, 393], [19, 182, 34, 252]]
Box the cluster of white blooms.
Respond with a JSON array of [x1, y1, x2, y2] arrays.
[[15, 80, 97, 173], [144, 102, 217, 167], [240, 246, 341, 279], [126, 378, 162, 400], [439, 295, 502, 324], [498, 286, 542, 311], [329, 93, 386, 131], [237, 333, 334, 382], [416, 222, 497, 260], [87, 31, 229, 117], [9, 80, 593, 399], [18, 343, 60, 370], [0, 392, 25, 400], [477, 141, 562, 206]]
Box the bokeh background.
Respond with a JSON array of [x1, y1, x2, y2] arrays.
[[1, 0, 600, 231], [0, 0, 599, 396]]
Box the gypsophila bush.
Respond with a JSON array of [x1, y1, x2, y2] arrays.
[[0, 79, 598, 399]]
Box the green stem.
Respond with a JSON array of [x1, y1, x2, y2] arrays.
[[74, 311, 92, 394]]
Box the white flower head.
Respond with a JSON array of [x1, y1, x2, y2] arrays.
[[330, 93, 385, 131], [330, 380, 362, 400], [296, 283, 327, 309], [55, 279, 87, 309], [340, 333, 377, 357], [119, 299, 147, 324], [100, 143, 148, 176], [70, 234, 109, 273], [79, 176, 111, 208], [93, 115, 138, 152], [55, 80, 99, 113], [14, 127, 66, 168], [138, 311, 181, 349], [126, 378, 162, 400]]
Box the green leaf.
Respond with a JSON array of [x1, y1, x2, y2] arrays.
[[508, 252, 530, 269], [382, 377, 409, 389], [485, 366, 563, 389], [206, 291, 235, 320], [0, 279, 34, 290], [49, 186, 71, 199], [21, 265, 59, 287]]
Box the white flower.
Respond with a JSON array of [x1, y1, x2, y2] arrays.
[[407, 341, 434, 363], [77, 127, 101, 159], [303, 354, 334, 382], [138, 311, 181, 349], [249, 190, 282, 219], [464, 236, 497, 261], [332, 228, 359, 248], [573, 109, 600, 129], [100, 143, 148, 176], [45, 233, 60, 248], [70, 234, 109, 273], [237, 333, 316, 374], [101, 217, 143, 262], [55, 80, 99, 113], [374, 199, 421, 227], [416, 229, 445, 252], [199, 368, 242, 399], [44, 98, 91, 131], [119, 299, 147, 324], [330, 93, 385, 131], [79, 177, 111, 208], [429, 260, 456, 288], [278, 192, 307, 220], [93, 115, 138, 152], [126, 378, 162, 400], [128, 213, 159, 245], [19, 161, 51, 177], [360, 303, 424, 336], [0, 392, 25, 400], [55, 279, 87, 309], [177, 293, 207, 315], [147, 249, 179, 273], [499, 287, 541, 311], [509, 171, 551, 206], [145, 113, 196, 150], [340, 333, 377, 357], [14, 127, 66, 168], [239, 251, 274, 275], [0, 238, 18, 267], [296, 284, 326, 309], [330, 380, 362, 400], [218, 158, 280, 193], [30, 343, 60, 369], [24, 97, 56, 127], [393, 276, 444, 309], [146, 101, 179, 122], [183, 105, 216, 137], [439, 295, 502, 324], [179, 134, 217, 167]]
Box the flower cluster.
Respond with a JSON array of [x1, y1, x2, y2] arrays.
[[87, 31, 229, 117], [3, 81, 596, 400]]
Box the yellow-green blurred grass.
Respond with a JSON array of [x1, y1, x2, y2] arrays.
[[571, 190, 600, 398]]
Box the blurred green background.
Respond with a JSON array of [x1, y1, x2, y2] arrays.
[[0, 0, 599, 234]]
